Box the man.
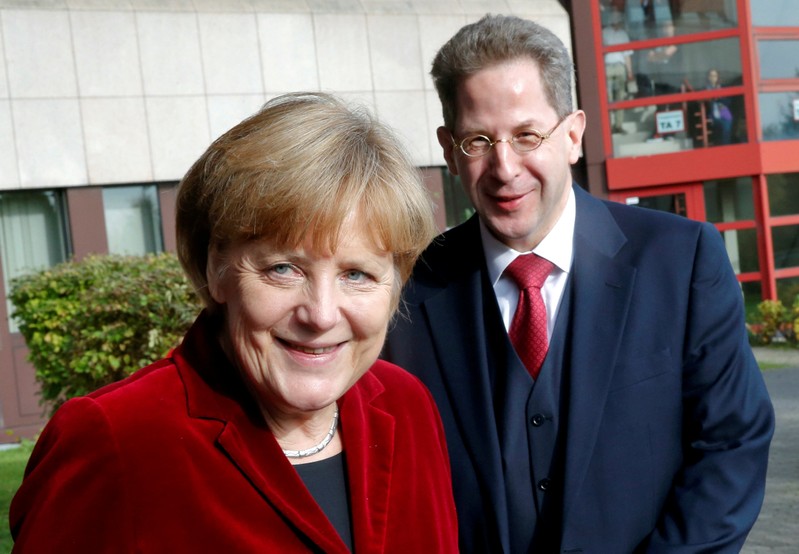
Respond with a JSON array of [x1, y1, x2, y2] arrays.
[[383, 14, 773, 553]]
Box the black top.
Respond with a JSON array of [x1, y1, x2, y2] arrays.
[[294, 452, 353, 551]]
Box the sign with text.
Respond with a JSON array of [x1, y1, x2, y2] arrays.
[[655, 109, 685, 134]]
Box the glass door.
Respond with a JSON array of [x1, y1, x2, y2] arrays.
[[608, 183, 705, 221]]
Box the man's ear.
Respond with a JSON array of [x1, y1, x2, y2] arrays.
[[566, 110, 587, 165], [437, 126, 459, 176], [206, 248, 226, 304]]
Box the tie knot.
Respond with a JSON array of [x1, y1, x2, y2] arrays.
[[505, 254, 554, 290]]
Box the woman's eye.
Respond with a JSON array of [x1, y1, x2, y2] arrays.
[[344, 270, 368, 282], [269, 263, 294, 276]]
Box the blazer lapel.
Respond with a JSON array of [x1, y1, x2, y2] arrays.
[[215, 419, 349, 554], [561, 187, 636, 524], [176, 313, 349, 553], [337, 374, 394, 553]]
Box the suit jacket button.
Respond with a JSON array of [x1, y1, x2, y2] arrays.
[[530, 413, 546, 426], [538, 478, 552, 491]]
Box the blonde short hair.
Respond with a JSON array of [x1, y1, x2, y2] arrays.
[[176, 92, 437, 311]]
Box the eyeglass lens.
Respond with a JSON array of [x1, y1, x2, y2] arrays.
[[461, 131, 545, 156]]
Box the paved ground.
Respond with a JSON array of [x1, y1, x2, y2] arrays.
[[742, 348, 799, 553]]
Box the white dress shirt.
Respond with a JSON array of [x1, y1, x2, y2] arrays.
[[481, 188, 576, 339]]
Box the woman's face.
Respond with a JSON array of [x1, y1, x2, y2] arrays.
[[208, 224, 396, 417]]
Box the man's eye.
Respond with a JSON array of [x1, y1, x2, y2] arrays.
[[514, 131, 543, 146], [464, 136, 490, 150]]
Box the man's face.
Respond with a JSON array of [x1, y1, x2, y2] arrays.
[[437, 59, 585, 252]]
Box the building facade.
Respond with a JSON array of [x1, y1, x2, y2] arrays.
[[0, 0, 570, 441], [3, 0, 795, 441], [572, 0, 799, 315]]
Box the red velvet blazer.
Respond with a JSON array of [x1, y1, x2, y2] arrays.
[[10, 313, 458, 553]]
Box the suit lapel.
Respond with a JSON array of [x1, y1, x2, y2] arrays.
[[419, 218, 511, 547], [561, 188, 636, 524]]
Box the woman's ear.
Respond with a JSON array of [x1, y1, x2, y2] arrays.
[[206, 247, 226, 305]]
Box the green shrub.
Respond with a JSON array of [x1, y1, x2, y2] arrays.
[[10, 253, 202, 415], [791, 296, 799, 340], [759, 299, 786, 345]]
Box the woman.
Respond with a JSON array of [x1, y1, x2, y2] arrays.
[[705, 68, 733, 145], [10, 93, 458, 552]]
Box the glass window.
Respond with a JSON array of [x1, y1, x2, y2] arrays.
[[704, 178, 754, 223], [611, 94, 746, 157], [0, 190, 71, 330], [102, 185, 163, 255], [741, 280, 762, 320], [776, 276, 799, 309], [627, 193, 687, 217], [721, 228, 759, 274], [758, 40, 799, 80], [441, 170, 474, 229], [759, 92, 799, 141], [608, 0, 737, 41], [632, 38, 741, 99], [751, 2, 799, 27], [767, 173, 799, 217], [771, 224, 799, 270]]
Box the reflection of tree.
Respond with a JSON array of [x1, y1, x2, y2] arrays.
[[765, 97, 799, 140]]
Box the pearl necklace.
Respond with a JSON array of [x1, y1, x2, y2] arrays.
[[282, 406, 339, 459]]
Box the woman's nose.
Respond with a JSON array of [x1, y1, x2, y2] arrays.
[[295, 281, 340, 330]]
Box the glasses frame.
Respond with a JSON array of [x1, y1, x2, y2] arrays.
[[451, 114, 570, 158]]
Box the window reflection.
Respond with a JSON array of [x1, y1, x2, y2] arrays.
[[721, 228, 759, 274], [767, 173, 799, 217], [441, 171, 474, 230], [102, 185, 163, 256], [704, 178, 754, 223], [759, 40, 799, 80], [741, 280, 762, 319], [601, 0, 737, 42], [772, 225, 799, 270], [776, 276, 799, 310], [633, 38, 741, 99], [0, 190, 71, 330], [759, 92, 799, 141], [751, 3, 799, 27], [611, 94, 746, 157], [627, 193, 686, 216]]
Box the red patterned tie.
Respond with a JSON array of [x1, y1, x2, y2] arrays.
[[504, 254, 555, 379]]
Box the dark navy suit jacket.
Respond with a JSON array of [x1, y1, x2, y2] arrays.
[[384, 184, 774, 553]]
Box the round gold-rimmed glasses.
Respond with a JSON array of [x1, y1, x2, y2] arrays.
[[451, 114, 569, 158]]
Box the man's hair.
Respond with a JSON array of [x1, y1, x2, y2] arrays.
[[175, 92, 437, 313], [431, 14, 575, 129]]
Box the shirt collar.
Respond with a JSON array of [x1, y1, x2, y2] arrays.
[[481, 186, 576, 286]]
